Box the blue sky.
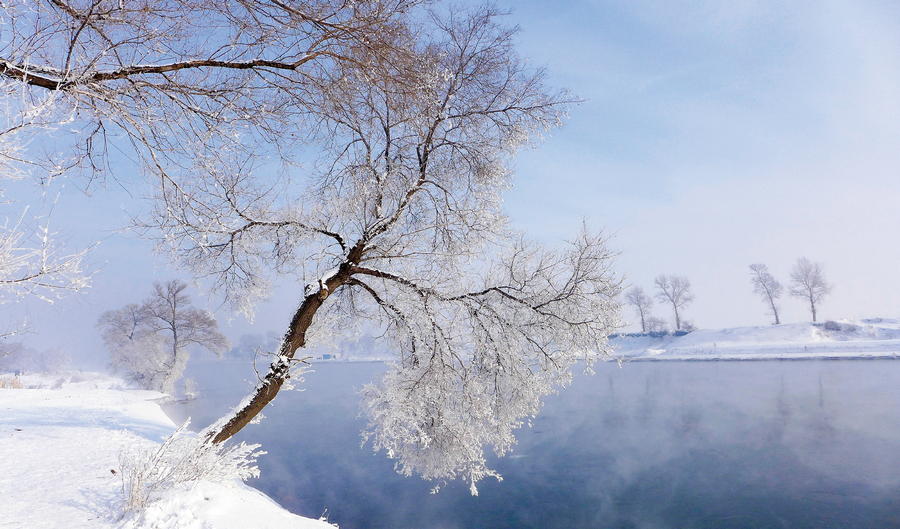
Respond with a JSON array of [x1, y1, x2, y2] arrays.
[[6, 0, 900, 366]]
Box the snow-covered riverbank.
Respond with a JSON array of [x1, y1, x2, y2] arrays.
[[0, 373, 335, 529], [613, 318, 900, 361]]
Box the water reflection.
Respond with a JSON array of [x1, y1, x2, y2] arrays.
[[169, 359, 900, 528]]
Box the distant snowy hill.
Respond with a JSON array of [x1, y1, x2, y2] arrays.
[[612, 319, 900, 360], [0, 373, 336, 529]]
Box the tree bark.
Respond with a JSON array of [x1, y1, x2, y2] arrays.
[[768, 295, 780, 325], [205, 296, 321, 444], [205, 253, 360, 444]]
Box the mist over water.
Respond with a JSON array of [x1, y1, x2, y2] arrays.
[[168, 359, 900, 528]]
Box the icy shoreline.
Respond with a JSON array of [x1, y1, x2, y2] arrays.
[[611, 318, 900, 361], [0, 372, 335, 529]]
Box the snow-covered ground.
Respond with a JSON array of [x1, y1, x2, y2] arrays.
[[0, 372, 335, 529], [613, 318, 900, 360]]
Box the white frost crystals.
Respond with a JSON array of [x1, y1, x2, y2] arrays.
[[0, 206, 89, 306], [360, 228, 622, 494], [0, 52, 91, 309], [119, 419, 265, 519]]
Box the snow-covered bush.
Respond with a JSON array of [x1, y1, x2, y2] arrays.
[[821, 320, 857, 333], [119, 419, 265, 517]]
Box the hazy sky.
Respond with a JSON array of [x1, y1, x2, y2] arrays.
[[6, 0, 900, 365], [497, 0, 900, 330]]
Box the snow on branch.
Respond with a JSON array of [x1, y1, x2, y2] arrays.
[[0, 203, 90, 305], [359, 228, 622, 494]]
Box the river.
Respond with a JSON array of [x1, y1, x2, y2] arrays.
[[167, 358, 900, 528]]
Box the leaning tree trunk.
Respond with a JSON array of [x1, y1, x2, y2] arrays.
[[204, 261, 355, 444], [768, 296, 780, 325]]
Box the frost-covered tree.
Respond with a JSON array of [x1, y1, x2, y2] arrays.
[[98, 280, 230, 395], [0, 0, 417, 315], [4, 0, 622, 493], [139, 6, 622, 493], [749, 263, 782, 325], [624, 286, 653, 333], [789, 257, 832, 323], [0, 206, 89, 309], [654, 274, 694, 330]]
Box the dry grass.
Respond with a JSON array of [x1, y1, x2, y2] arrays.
[[0, 376, 23, 389]]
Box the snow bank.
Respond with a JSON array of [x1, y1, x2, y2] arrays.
[[0, 372, 336, 529], [612, 319, 900, 361]]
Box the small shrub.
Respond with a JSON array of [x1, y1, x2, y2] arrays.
[[119, 419, 265, 516], [183, 378, 199, 401], [679, 321, 697, 332], [822, 320, 858, 332], [646, 316, 668, 334]]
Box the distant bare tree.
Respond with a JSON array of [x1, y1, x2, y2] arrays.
[[654, 275, 694, 330], [0, 342, 70, 372], [646, 316, 668, 334], [749, 263, 783, 325], [98, 280, 230, 395], [789, 258, 832, 322], [624, 286, 653, 333]]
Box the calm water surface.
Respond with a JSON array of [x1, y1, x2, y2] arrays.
[[168, 359, 900, 528]]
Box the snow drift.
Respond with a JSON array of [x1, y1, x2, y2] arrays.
[[0, 372, 335, 529]]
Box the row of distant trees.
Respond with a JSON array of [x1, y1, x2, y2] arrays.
[[104, 257, 835, 393], [624, 275, 695, 333], [750, 257, 833, 325], [625, 257, 833, 333]]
